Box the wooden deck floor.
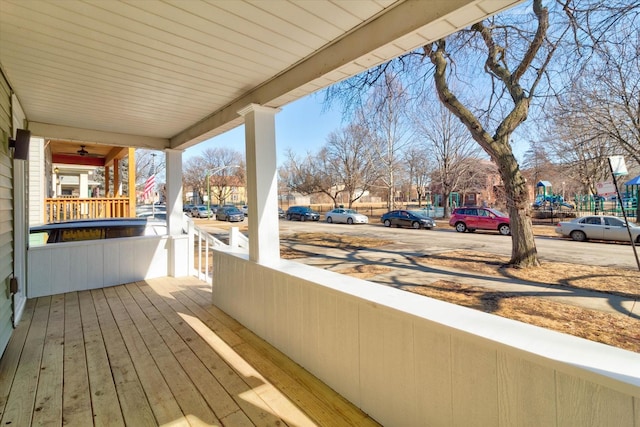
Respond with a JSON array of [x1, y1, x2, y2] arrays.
[[0, 277, 380, 426]]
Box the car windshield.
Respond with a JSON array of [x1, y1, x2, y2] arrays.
[[488, 208, 507, 217], [225, 208, 242, 214], [409, 210, 431, 218], [344, 209, 357, 214]]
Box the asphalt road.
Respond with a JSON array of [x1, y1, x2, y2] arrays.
[[277, 219, 640, 271]]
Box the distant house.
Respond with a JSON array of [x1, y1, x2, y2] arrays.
[[208, 175, 246, 205]]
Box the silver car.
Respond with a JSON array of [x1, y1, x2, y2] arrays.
[[325, 208, 369, 224], [555, 215, 640, 243]]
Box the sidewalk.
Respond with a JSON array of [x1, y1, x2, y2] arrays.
[[284, 240, 640, 319], [198, 221, 639, 319]]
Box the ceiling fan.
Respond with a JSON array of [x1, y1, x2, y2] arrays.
[[58, 144, 103, 158]]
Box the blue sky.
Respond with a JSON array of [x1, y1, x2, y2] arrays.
[[183, 91, 530, 166], [184, 94, 345, 165]]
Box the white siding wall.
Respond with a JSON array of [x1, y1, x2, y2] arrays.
[[27, 236, 169, 298], [28, 136, 45, 226], [0, 71, 13, 355], [213, 250, 640, 427]]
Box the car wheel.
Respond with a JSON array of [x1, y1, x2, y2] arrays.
[[286, 214, 291, 220], [636, 235, 640, 244], [301, 215, 306, 222], [327, 216, 333, 223], [498, 224, 510, 235], [412, 221, 420, 229], [347, 217, 353, 225], [570, 230, 587, 242], [384, 219, 391, 227], [455, 222, 467, 233]]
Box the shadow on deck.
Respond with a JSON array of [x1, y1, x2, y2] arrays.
[[0, 276, 379, 426]]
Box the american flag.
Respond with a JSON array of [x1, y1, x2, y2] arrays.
[[142, 174, 155, 200]]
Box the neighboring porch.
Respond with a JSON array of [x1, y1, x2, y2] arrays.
[[0, 276, 378, 426], [43, 141, 139, 223]]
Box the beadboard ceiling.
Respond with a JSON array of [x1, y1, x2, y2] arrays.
[[0, 0, 522, 151]]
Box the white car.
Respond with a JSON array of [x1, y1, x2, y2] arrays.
[[555, 215, 640, 243], [325, 208, 369, 224]]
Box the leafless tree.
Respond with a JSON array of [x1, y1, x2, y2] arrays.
[[323, 123, 381, 208], [183, 156, 207, 204], [548, 27, 640, 168], [325, 0, 637, 267], [403, 146, 433, 207], [182, 147, 245, 205], [413, 96, 482, 217], [279, 149, 325, 197], [363, 72, 415, 210]]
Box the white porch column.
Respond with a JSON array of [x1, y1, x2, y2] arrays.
[[79, 172, 89, 198], [165, 149, 189, 276], [238, 104, 281, 265]]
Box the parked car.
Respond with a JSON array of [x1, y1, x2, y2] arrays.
[[183, 203, 194, 214], [216, 206, 245, 222], [555, 215, 640, 243], [278, 207, 285, 218], [191, 205, 214, 218], [449, 206, 510, 235], [325, 208, 368, 224], [285, 206, 320, 221], [30, 218, 150, 244], [241, 205, 249, 216], [380, 210, 436, 229]]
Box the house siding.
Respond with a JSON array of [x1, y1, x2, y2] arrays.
[[28, 137, 45, 226], [0, 70, 14, 355]]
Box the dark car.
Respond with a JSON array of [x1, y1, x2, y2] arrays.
[[216, 206, 245, 222], [449, 206, 510, 235], [285, 206, 320, 221], [380, 210, 436, 229]]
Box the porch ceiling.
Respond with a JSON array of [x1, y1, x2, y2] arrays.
[[0, 0, 523, 152]]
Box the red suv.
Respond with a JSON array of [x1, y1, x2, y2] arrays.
[[449, 207, 511, 235]]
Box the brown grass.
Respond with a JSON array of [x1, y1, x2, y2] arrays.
[[410, 250, 639, 297], [280, 233, 640, 352]]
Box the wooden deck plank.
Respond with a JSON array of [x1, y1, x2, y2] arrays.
[[101, 286, 190, 427], [0, 297, 50, 426], [0, 298, 35, 418], [125, 282, 241, 420], [32, 294, 65, 426], [138, 278, 284, 427], [61, 292, 94, 426], [178, 279, 379, 426], [90, 289, 157, 426], [159, 278, 374, 427], [0, 276, 382, 427], [113, 285, 220, 425], [77, 290, 126, 427]]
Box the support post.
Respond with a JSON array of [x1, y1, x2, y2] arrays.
[[238, 104, 281, 265], [128, 147, 136, 217], [608, 157, 640, 271]]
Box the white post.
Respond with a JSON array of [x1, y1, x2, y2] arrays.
[[238, 104, 281, 265], [165, 149, 189, 277]]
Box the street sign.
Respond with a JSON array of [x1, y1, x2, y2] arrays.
[[595, 181, 616, 196]]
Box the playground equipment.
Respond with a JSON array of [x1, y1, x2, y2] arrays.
[[532, 181, 574, 210]]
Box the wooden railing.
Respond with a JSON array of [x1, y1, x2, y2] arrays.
[[45, 197, 131, 223]]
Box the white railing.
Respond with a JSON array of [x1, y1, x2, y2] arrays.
[[185, 219, 248, 284], [211, 249, 640, 427]]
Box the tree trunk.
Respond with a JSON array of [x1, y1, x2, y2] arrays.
[[494, 136, 540, 267]]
